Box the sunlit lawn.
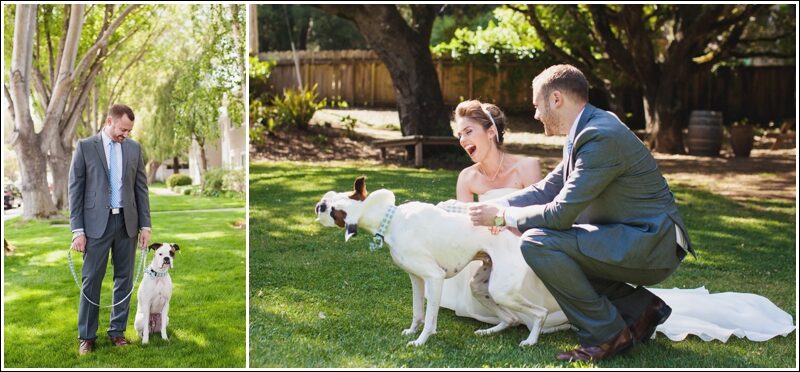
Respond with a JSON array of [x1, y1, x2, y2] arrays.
[[3, 185, 246, 368], [249, 161, 796, 368]]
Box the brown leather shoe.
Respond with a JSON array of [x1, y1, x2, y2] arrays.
[[556, 327, 634, 362], [79, 339, 95, 355], [630, 295, 672, 343], [109, 336, 130, 347]]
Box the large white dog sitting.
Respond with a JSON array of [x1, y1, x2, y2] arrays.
[[134, 242, 179, 344], [315, 176, 568, 346]]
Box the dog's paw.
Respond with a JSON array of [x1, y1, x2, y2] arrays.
[[406, 339, 426, 347], [474, 328, 493, 336], [519, 339, 538, 347], [401, 328, 418, 336]]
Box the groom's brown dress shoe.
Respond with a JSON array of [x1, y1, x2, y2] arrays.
[[556, 327, 634, 362], [109, 336, 130, 347], [630, 295, 672, 343], [79, 339, 95, 355]]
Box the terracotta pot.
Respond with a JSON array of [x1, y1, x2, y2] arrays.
[[730, 124, 754, 158]]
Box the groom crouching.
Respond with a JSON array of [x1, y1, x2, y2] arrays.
[[469, 64, 693, 362]]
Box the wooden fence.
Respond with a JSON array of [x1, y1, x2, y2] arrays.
[[258, 50, 796, 128]]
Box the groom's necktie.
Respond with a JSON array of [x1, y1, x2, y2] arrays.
[[108, 141, 122, 208], [563, 137, 573, 181]]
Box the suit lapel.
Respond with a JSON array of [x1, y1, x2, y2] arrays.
[[93, 133, 110, 178], [121, 140, 128, 180], [564, 104, 596, 181]]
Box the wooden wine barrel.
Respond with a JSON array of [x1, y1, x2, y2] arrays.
[[686, 110, 723, 156]]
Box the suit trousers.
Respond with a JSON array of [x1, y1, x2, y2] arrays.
[[519, 227, 679, 346], [77, 212, 137, 340]]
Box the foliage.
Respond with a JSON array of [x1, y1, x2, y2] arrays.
[[431, 6, 547, 64], [166, 173, 192, 188], [430, 5, 498, 46], [268, 84, 327, 131], [249, 161, 796, 367], [201, 167, 245, 197], [257, 5, 367, 51], [3, 185, 245, 367]]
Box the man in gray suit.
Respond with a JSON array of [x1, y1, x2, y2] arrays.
[[470, 65, 693, 362], [69, 104, 151, 355]]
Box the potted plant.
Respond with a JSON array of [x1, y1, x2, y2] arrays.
[[730, 119, 755, 157]]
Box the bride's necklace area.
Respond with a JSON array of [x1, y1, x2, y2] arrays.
[[480, 152, 505, 182]]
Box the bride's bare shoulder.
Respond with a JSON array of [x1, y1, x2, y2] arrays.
[[509, 154, 541, 170]]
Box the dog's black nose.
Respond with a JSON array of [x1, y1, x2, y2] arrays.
[[164, 257, 170, 263], [316, 202, 327, 214]]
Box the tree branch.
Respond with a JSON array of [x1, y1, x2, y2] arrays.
[[729, 50, 796, 59], [587, 6, 638, 76], [73, 4, 139, 81], [31, 65, 51, 108], [740, 31, 794, 43], [43, 5, 56, 84], [3, 84, 15, 123]]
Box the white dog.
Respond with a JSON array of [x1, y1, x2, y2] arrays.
[[134, 242, 179, 344], [315, 177, 568, 347]]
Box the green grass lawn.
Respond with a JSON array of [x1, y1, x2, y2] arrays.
[[249, 161, 796, 368], [3, 185, 246, 368]]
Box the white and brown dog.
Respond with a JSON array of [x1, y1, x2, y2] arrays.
[[134, 242, 179, 344], [315, 177, 568, 347]]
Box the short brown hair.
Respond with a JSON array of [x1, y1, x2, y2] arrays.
[[108, 104, 135, 121], [532, 64, 589, 103], [454, 100, 507, 145]]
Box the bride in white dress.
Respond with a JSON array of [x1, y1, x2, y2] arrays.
[[442, 100, 795, 342]]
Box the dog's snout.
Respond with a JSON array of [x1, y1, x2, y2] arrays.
[[164, 257, 171, 262], [316, 201, 327, 214]]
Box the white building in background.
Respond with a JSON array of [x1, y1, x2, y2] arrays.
[[188, 100, 246, 185], [152, 99, 246, 184]]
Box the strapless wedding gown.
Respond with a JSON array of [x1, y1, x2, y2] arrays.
[[439, 188, 796, 342]]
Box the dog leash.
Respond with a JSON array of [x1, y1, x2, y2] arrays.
[[67, 245, 148, 308]]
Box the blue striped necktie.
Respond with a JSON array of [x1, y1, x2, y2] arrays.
[[108, 141, 121, 208]]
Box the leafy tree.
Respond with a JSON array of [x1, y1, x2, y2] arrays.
[[258, 5, 367, 51], [4, 4, 149, 218], [523, 4, 795, 153]]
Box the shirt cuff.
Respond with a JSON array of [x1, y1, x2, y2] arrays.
[[72, 229, 85, 235], [140, 227, 151, 231], [503, 206, 523, 229]]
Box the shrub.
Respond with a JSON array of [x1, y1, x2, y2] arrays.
[[269, 84, 327, 131], [201, 168, 244, 197], [222, 169, 245, 194], [166, 174, 192, 188]]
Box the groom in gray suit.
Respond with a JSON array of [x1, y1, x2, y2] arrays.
[[470, 65, 693, 362], [69, 104, 151, 355]]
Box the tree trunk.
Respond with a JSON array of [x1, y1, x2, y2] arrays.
[[317, 5, 451, 138], [248, 4, 258, 55], [643, 91, 686, 154], [9, 5, 59, 220], [199, 142, 208, 171], [172, 156, 180, 175], [146, 160, 161, 184]]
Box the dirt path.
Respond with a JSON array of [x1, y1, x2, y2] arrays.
[[253, 109, 797, 202]]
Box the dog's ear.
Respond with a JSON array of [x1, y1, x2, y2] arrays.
[[331, 208, 347, 228], [171, 243, 180, 252], [350, 176, 368, 201], [148, 243, 161, 251], [345, 223, 358, 241]]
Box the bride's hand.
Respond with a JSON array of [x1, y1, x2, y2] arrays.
[[489, 226, 504, 235]]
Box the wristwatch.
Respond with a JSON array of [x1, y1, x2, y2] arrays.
[[493, 210, 505, 227]]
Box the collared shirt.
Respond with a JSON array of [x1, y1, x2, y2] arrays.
[[101, 129, 124, 206]]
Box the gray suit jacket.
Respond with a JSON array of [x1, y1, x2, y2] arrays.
[[502, 104, 692, 270], [69, 132, 151, 239]]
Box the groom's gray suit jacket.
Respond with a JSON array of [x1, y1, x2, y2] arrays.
[[502, 104, 692, 270], [69, 132, 151, 239]]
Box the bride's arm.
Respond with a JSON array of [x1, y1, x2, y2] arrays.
[[456, 168, 475, 202]]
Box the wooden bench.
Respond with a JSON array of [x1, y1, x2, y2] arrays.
[[373, 135, 460, 167], [765, 119, 795, 150]]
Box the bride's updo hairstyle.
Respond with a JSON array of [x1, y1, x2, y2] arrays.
[[454, 100, 507, 147]]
